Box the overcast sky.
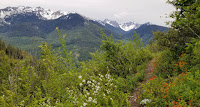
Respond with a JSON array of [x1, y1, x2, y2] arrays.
[[0, 0, 175, 26]]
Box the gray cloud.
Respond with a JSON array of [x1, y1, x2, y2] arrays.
[[0, 0, 175, 26]]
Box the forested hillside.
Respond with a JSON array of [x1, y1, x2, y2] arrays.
[[0, 10, 120, 61], [0, 39, 24, 59], [0, 6, 168, 61], [124, 23, 169, 45]]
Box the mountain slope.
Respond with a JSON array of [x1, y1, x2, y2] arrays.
[[0, 6, 119, 61], [124, 23, 169, 45], [0, 6, 169, 60]]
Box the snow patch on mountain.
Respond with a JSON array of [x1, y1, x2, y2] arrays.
[[0, 6, 142, 31], [119, 24, 136, 31], [119, 22, 140, 31], [99, 19, 141, 31], [103, 19, 120, 28], [0, 6, 68, 20]]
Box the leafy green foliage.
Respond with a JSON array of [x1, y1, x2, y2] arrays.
[[99, 31, 152, 78], [84, 31, 152, 93], [0, 28, 153, 106], [168, 0, 200, 38], [139, 0, 200, 106]]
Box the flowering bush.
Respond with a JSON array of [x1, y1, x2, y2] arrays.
[[139, 70, 200, 106], [139, 39, 200, 106], [60, 73, 129, 106]]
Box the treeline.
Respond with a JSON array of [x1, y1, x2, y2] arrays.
[[0, 39, 24, 59]]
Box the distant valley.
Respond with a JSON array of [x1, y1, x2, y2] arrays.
[[0, 6, 168, 61]]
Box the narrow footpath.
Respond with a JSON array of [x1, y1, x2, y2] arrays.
[[129, 59, 155, 107]]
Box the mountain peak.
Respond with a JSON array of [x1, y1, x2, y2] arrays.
[[103, 19, 120, 28], [99, 19, 141, 32], [0, 6, 67, 20], [119, 21, 140, 31]]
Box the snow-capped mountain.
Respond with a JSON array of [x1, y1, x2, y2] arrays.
[[99, 19, 140, 32], [0, 6, 67, 23], [0, 6, 120, 37], [119, 21, 140, 31], [0, 6, 169, 57], [0, 6, 155, 34], [0, 6, 97, 27]]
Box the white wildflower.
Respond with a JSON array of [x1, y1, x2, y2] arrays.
[[140, 99, 152, 105], [79, 83, 83, 87], [47, 98, 50, 104], [78, 75, 82, 79], [93, 98, 97, 104], [105, 73, 110, 78], [82, 79, 86, 83], [87, 81, 91, 84], [88, 97, 92, 102], [92, 83, 95, 87], [94, 90, 98, 94], [83, 103, 87, 106], [56, 99, 60, 104], [96, 86, 100, 91], [106, 90, 110, 94], [92, 80, 96, 83]]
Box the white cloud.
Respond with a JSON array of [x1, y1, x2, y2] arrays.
[[113, 12, 129, 19]]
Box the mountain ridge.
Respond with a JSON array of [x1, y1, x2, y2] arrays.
[[0, 6, 67, 21], [98, 19, 141, 32], [0, 6, 169, 61], [0, 6, 143, 32], [0, 6, 122, 61]]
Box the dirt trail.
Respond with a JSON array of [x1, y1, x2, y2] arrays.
[[129, 59, 155, 107]]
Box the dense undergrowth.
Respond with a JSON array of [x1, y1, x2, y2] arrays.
[[138, 0, 200, 106], [0, 27, 152, 106], [139, 39, 200, 106]]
